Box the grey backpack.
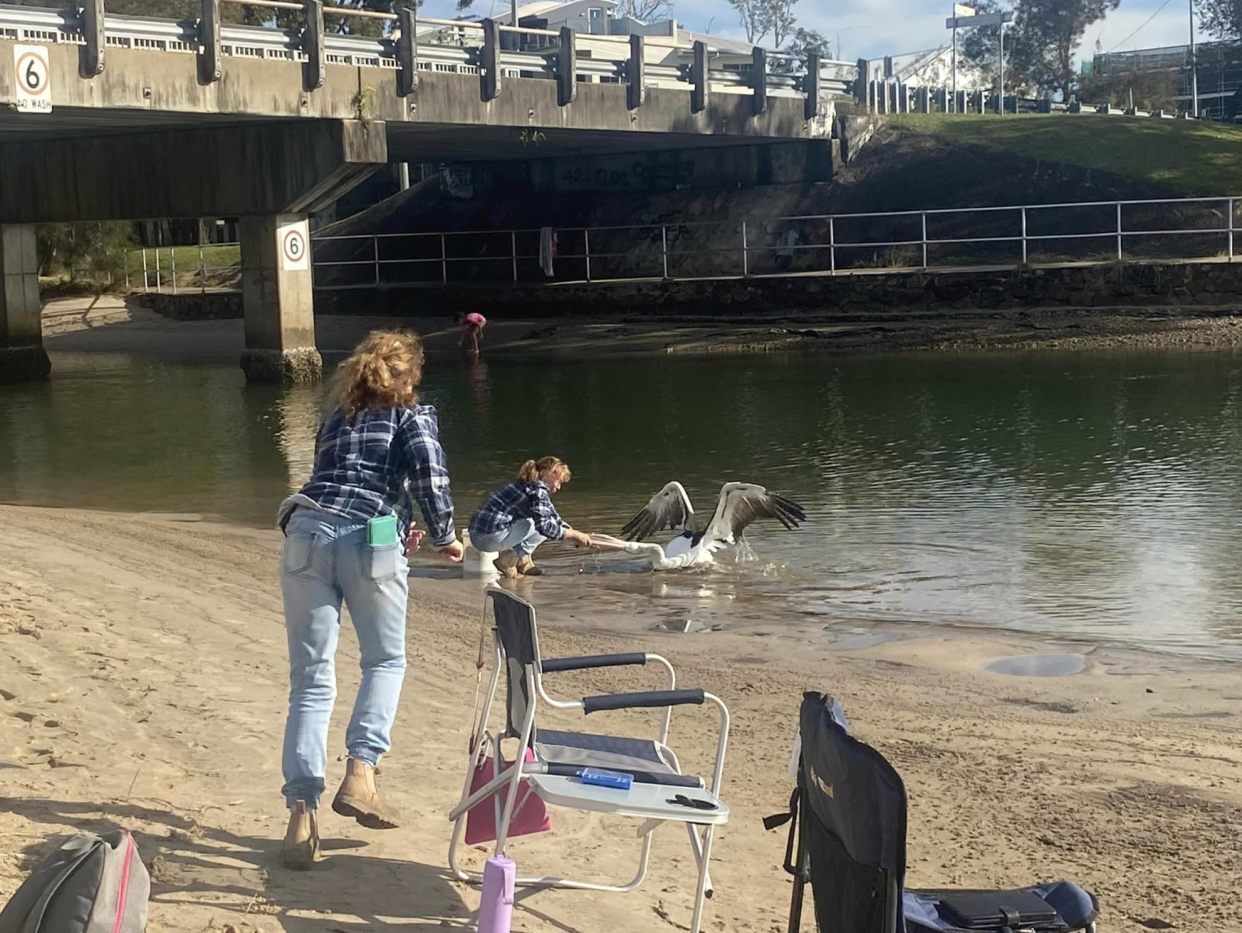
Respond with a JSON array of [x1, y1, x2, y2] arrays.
[[0, 831, 149, 933]]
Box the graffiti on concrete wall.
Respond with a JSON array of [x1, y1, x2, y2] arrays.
[[553, 154, 698, 192], [443, 165, 474, 198]]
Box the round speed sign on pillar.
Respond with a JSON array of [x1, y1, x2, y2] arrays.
[[13, 45, 52, 114], [280, 217, 311, 273]]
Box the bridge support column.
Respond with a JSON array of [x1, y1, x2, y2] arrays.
[[0, 225, 49, 384], [239, 214, 322, 384]]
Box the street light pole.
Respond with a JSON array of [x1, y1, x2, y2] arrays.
[[1189, 0, 1199, 117], [952, 20, 958, 109], [998, 20, 1005, 114], [946, 8, 1010, 115]]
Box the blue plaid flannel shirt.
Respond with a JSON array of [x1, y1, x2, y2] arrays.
[[469, 480, 570, 542], [287, 405, 457, 546]]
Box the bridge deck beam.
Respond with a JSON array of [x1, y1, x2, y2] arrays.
[[0, 120, 386, 226], [0, 225, 50, 384]]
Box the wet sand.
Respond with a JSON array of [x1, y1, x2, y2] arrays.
[[1, 504, 1241, 932], [39, 295, 1242, 361]]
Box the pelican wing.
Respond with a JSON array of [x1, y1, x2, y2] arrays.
[[702, 483, 807, 550], [620, 482, 695, 541]]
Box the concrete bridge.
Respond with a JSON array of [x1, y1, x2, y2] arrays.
[[0, 1, 849, 383]]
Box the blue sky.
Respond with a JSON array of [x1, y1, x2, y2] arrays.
[[417, 0, 1214, 63]]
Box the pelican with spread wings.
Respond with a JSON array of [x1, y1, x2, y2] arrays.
[[591, 482, 807, 571]]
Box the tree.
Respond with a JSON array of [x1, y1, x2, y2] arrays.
[[765, 0, 799, 49], [963, 0, 1122, 99], [36, 222, 138, 293], [726, 0, 808, 48], [729, 0, 770, 44], [1023, 0, 1121, 98], [768, 26, 828, 74], [1081, 64, 1179, 110], [613, 0, 673, 22], [786, 26, 829, 61], [1197, 0, 1242, 39]]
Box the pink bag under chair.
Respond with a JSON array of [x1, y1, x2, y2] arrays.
[[465, 743, 552, 846]]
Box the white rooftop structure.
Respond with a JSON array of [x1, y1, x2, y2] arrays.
[[861, 46, 989, 90], [497, 0, 620, 33]]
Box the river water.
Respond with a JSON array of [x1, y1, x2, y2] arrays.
[[3, 347, 1242, 660]]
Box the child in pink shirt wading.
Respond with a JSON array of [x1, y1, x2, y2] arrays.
[[459, 312, 486, 357]]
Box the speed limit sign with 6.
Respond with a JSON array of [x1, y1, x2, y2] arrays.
[[13, 45, 52, 114]]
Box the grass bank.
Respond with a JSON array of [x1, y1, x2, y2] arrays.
[[890, 114, 1242, 195], [124, 244, 241, 290], [124, 244, 240, 276]]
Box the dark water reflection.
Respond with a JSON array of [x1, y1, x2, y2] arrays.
[[3, 348, 1242, 659]]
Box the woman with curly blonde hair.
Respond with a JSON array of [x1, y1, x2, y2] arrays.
[[274, 330, 463, 869]]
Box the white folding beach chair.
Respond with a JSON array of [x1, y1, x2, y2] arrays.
[[448, 587, 730, 933]]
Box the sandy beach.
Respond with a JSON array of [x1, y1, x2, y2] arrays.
[[1, 502, 1241, 933], [4, 295, 1242, 931]]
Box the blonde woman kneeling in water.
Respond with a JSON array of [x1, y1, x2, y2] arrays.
[[469, 457, 599, 577]]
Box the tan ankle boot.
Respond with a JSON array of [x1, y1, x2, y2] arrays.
[[280, 801, 320, 870], [332, 758, 402, 830], [493, 551, 519, 580], [515, 555, 543, 576]]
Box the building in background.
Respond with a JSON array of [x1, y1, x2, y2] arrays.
[[497, 0, 618, 38], [1090, 41, 1242, 119]]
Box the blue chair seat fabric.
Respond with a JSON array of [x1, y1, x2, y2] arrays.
[[534, 729, 704, 788], [903, 881, 1099, 932]]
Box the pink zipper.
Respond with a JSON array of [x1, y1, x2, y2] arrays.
[[111, 833, 135, 933]]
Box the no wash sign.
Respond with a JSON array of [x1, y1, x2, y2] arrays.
[[13, 44, 52, 114]]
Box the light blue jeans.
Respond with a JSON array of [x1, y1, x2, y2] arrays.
[[280, 508, 409, 811], [470, 518, 546, 558]]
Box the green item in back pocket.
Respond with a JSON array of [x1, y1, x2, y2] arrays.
[[367, 515, 399, 547]]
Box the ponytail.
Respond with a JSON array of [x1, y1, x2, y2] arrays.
[[517, 456, 571, 485]]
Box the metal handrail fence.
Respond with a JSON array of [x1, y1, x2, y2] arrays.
[[124, 197, 1239, 294], [303, 195, 1239, 290], [125, 242, 241, 294]]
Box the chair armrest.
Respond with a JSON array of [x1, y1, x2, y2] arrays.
[[541, 653, 648, 673], [582, 688, 705, 715]]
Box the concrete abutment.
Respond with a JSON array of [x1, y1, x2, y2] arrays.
[[0, 225, 50, 384], [239, 214, 322, 385]]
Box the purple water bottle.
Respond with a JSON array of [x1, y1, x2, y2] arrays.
[[477, 856, 515, 933]]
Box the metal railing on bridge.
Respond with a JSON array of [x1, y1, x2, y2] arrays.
[[862, 80, 1218, 121], [0, 1, 857, 115], [126, 196, 1240, 295]]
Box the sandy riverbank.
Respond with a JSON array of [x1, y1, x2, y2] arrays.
[[1, 503, 1240, 932], [37, 295, 1242, 360]]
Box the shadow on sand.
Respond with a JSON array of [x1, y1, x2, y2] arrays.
[[4, 797, 482, 932]]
